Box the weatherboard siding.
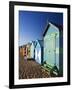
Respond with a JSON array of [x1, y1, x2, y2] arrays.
[[35, 40, 43, 64], [44, 23, 60, 69]]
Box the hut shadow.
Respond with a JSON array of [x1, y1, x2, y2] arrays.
[[59, 30, 63, 77]]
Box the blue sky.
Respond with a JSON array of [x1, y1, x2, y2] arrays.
[[19, 11, 63, 46]]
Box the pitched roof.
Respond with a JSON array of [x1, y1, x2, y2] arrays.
[[43, 22, 63, 37], [30, 41, 36, 47], [36, 40, 43, 47]]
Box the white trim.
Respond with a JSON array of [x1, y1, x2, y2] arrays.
[[49, 22, 59, 31]]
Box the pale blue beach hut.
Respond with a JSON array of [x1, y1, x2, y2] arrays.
[[43, 22, 63, 76], [35, 40, 43, 64]]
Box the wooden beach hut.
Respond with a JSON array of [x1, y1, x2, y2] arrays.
[[23, 45, 28, 57], [19, 46, 23, 57], [26, 43, 31, 59], [35, 40, 43, 64], [43, 22, 63, 76], [19, 45, 28, 60], [30, 41, 36, 59]]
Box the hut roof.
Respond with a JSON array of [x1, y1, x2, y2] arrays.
[[43, 22, 63, 37], [35, 40, 43, 47], [30, 41, 36, 47]]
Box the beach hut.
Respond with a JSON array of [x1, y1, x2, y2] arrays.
[[19, 46, 23, 57], [22, 45, 28, 57], [19, 45, 28, 61], [35, 40, 43, 64], [43, 22, 63, 76], [30, 41, 36, 59], [26, 43, 31, 59]]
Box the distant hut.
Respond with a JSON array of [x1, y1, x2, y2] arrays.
[[35, 40, 43, 64], [43, 22, 63, 76], [19, 45, 28, 60], [19, 46, 23, 57], [30, 41, 36, 59], [26, 43, 31, 59], [22, 45, 28, 57]]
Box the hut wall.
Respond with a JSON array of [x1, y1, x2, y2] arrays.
[[44, 25, 60, 69], [23, 46, 27, 56], [30, 43, 35, 59], [35, 42, 41, 64], [19, 47, 23, 57], [27, 44, 31, 58]]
